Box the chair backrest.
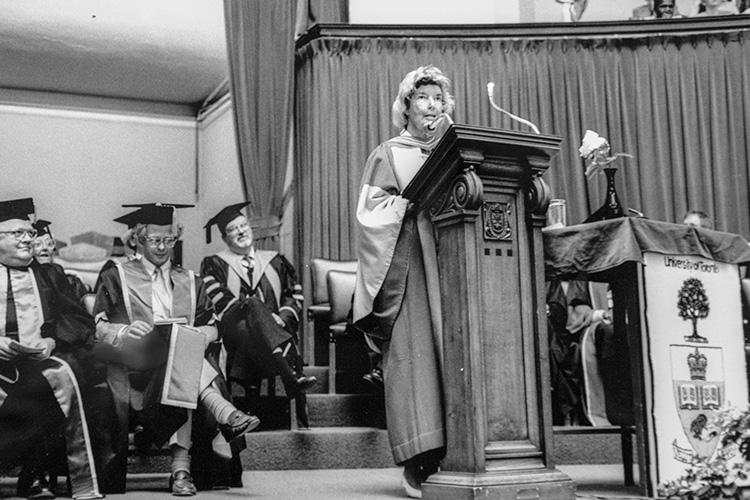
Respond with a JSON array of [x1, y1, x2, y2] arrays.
[[310, 258, 358, 305], [326, 270, 357, 324]]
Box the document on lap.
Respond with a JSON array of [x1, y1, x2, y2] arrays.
[[8, 340, 45, 355], [161, 323, 207, 409]]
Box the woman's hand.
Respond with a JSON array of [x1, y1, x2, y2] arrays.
[[405, 201, 419, 216]]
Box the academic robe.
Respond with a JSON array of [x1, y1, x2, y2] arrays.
[[352, 132, 445, 465], [546, 279, 591, 426], [93, 258, 240, 492], [200, 250, 303, 338], [45, 261, 91, 306], [0, 261, 103, 499], [547, 280, 618, 427], [200, 252, 297, 383]]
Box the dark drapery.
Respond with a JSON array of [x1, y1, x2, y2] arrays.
[[224, 0, 296, 249], [295, 24, 750, 271]]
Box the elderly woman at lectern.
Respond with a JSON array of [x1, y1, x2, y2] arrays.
[[352, 65, 454, 499]]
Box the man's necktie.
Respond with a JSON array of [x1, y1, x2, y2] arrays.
[[152, 267, 172, 320], [241, 256, 254, 291], [5, 267, 19, 341]]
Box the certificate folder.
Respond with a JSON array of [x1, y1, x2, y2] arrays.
[[160, 323, 207, 409]]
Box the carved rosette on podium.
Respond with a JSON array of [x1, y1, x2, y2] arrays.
[[403, 125, 575, 499]]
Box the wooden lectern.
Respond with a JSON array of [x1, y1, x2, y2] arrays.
[[403, 124, 575, 499]]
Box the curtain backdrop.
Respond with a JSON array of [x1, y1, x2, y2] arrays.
[[294, 0, 348, 38], [295, 28, 750, 269], [224, 0, 296, 249]]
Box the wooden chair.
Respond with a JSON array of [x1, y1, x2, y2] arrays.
[[325, 269, 357, 394], [307, 258, 357, 365]]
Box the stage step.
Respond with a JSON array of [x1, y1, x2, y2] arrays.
[[242, 427, 393, 470], [307, 393, 385, 428], [301, 365, 329, 394]]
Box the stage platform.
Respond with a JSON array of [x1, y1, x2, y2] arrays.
[[0, 464, 644, 499]]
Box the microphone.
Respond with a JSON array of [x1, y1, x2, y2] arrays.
[[426, 113, 454, 132], [487, 82, 541, 135]]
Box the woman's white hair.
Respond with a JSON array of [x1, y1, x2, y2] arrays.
[[391, 65, 456, 130]]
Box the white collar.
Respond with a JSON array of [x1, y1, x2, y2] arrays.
[[228, 246, 255, 261], [141, 257, 171, 277]]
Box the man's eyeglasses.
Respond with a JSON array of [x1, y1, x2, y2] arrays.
[[142, 236, 179, 248], [225, 223, 251, 236], [0, 229, 37, 241]]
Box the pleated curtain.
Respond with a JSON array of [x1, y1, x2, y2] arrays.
[[224, 0, 296, 250], [295, 29, 750, 267]]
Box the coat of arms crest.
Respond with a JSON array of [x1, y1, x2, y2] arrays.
[[671, 346, 724, 461]]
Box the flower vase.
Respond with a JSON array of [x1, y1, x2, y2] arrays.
[[598, 167, 624, 220]]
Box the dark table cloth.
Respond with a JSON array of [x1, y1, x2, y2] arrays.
[[544, 217, 750, 281]]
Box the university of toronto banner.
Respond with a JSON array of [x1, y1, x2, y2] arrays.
[[642, 251, 748, 489]]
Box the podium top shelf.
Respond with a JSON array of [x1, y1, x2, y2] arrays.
[[544, 217, 750, 281]]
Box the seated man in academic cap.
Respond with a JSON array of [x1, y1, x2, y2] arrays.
[[200, 203, 316, 421], [0, 197, 104, 500], [93, 203, 259, 496], [32, 219, 91, 304]]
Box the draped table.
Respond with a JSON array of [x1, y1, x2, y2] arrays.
[[544, 217, 750, 495]]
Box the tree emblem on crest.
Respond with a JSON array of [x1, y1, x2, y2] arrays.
[[677, 277, 710, 343]]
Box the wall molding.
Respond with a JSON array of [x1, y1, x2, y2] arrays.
[[0, 101, 196, 129]]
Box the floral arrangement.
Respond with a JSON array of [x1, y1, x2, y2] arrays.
[[578, 130, 633, 178], [659, 406, 750, 499]]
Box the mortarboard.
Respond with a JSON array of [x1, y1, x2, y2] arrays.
[[33, 219, 52, 237], [203, 201, 251, 243], [119, 202, 194, 226], [113, 210, 142, 228], [0, 197, 35, 223]]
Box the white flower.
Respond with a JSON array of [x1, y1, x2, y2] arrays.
[[579, 129, 633, 178], [579, 130, 609, 158]]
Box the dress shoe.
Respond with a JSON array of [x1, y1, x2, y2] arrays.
[[296, 375, 318, 391], [169, 470, 197, 497], [26, 477, 55, 500], [132, 424, 153, 454], [219, 410, 260, 442], [362, 367, 384, 390], [401, 466, 423, 499]]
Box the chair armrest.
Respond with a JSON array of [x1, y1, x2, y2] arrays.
[[307, 304, 331, 321]]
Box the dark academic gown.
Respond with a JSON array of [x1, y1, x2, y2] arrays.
[[93, 259, 241, 492], [46, 262, 91, 306], [0, 261, 103, 499], [200, 252, 299, 382], [200, 251, 303, 337], [546, 279, 593, 426]]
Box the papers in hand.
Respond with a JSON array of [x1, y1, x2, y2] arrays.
[[8, 340, 45, 355]]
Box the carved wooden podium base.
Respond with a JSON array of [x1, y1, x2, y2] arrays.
[[424, 470, 575, 500], [403, 125, 574, 500]]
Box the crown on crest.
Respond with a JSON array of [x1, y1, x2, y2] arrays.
[[687, 348, 707, 381]]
